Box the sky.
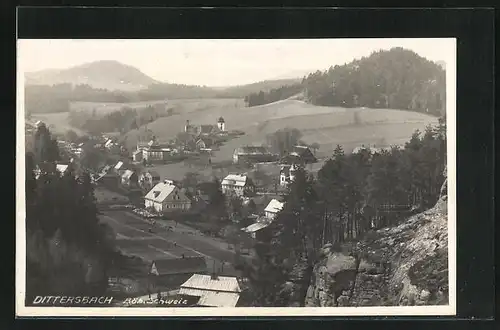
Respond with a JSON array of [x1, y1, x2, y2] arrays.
[[18, 38, 455, 87]]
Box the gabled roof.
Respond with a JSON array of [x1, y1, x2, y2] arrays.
[[180, 274, 241, 293], [151, 257, 207, 276], [144, 181, 178, 203], [121, 169, 135, 180], [221, 174, 251, 187], [264, 199, 284, 214], [198, 125, 217, 135], [56, 164, 69, 174], [114, 161, 124, 170], [178, 288, 239, 307], [242, 221, 270, 233]]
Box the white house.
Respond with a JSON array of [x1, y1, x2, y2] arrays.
[[264, 199, 284, 220], [121, 169, 138, 188], [144, 180, 191, 213], [279, 163, 299, 187], [221, 174, 255, 197], [179, 274, 241, 307]]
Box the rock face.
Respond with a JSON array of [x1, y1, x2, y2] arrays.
[[305, 175, 449, 307]]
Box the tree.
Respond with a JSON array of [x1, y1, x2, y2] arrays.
[[310, 142, 320, 155], [266, 128, 303, 156], [65, 130, 79, 143], [206, 178, 227, 223]]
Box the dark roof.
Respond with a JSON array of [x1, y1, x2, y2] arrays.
[[151, 257, 207, 276], [217, 116, 225, 123], [197, 137, 213, 147], [199, 125, 217, 134]]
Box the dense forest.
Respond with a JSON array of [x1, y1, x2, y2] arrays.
[[244, 83, 304, 107], [25, 124, 116, 303], [239, 118, 446, 306], [68, 104, 172, 136], [243, 48, 446, 116]]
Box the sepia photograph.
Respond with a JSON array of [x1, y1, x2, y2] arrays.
[[16, 38, 456, 317]]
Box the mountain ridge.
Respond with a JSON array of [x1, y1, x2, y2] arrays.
[[25, 60, 159, 92]]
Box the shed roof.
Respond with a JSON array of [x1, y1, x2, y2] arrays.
[[264, 199, 284, 214], [242, 222, 270, 233], [121, 169, 135, 180]]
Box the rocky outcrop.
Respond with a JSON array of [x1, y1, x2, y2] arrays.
[[306, 175, 449, 307]]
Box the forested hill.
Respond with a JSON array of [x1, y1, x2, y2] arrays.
[[245, 48, 446, 117]]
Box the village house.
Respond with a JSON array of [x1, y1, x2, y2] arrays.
[[195, 137, 214, 150], [264, 199, 284, 220], [114, 161, 125, 175], [139, 170, 161, 191], [149, 256, 208, 289], [93, 166, 120, 187], [138, 138, 176, 163], [241, 221, 273, 240], [55, 164, 69, 177], [281, 145, 317, 165], [279, 163, 299, 187], [221, 174, 255, 197], [179, 274, 241, 308], [352, 145, 397, 155], [232, 146, 276, 165], [144, 180, 191, 213], [121, 169, 138, 188]]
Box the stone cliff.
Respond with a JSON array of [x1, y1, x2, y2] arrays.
[[305, 176, 449, 307]]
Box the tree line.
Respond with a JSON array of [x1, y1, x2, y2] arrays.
[[240, 118, 446, 306], [244, 84, 303, 107], [25, 124, 116, 302], [242, 48, 446, 117]]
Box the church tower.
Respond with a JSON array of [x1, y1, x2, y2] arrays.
[[217, 117, 225, 131]]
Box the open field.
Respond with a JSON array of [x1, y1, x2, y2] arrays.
[[125, 99, 438, 159], [100, 210, 242, 277]]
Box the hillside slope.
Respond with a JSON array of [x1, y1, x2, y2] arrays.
[[25, 60, 158, 91], [124, 99, 438, 160], [305, 170, 449, 307]]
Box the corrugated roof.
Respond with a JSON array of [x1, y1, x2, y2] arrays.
[[180, 274, 241, 293], [264, 199, 284, 214], [151, 257, 207, 276], [144, 181, 178, 203], [178, 288, 240, 307]]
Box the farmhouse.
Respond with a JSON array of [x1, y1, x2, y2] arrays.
[[139, 170, 161, 191], [144, 180, 191, 213], [150, 257, 208, 288], [221, 174, 255, 197], [279, 163, 299, 187], [281, 145, 317, 165], [179, 274, 241, 308], [264, 199, 284, 220], [232, 146, 276, 165], [139, 138, 176, 163], [121, 169, 138, 188]]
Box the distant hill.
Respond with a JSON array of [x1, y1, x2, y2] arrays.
[[214, 78, 302, 98], [25, 60, 159, 92]]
